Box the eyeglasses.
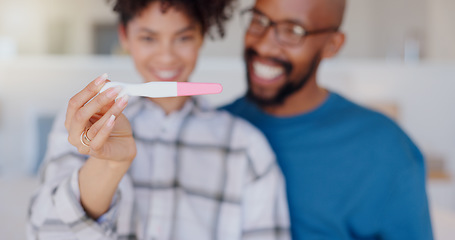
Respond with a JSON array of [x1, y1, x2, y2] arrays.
[[241, 8, 339, 46]]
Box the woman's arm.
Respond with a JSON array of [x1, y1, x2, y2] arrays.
[[78, 157, 130, 219], [64, 74, 136, 219], [28, 74, 137, 239]]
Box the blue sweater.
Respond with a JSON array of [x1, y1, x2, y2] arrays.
[[223, 92, 433, 240]]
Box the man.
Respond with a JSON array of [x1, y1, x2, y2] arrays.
[[224, 0, 434, 239]]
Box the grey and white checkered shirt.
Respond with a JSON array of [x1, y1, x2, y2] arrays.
[[27, 97, 290, 240]]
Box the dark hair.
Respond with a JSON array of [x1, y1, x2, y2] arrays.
[[110, 0, 237, 38]]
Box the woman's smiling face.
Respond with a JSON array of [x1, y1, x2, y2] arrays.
[[119, 2, 204, 83]]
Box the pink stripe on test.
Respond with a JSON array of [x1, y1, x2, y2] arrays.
[[177, 82, 223, 96]]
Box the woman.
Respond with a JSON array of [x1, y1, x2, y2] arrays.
[[27, 0, 289, 239]]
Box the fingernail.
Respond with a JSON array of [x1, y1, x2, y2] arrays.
[[106, 86, 122, 98], [106, 115, 115, 127], [95, 73, 109, 86], [117, 95, 129, 106]]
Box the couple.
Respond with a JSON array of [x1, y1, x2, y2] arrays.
[[28, 0, 433, 239]]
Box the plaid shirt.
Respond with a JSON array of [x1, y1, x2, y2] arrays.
[[27, 97, 290, 240]]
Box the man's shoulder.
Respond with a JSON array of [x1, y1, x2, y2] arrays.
[[333, 93, 423, 162], [333, 93, 401, 132]]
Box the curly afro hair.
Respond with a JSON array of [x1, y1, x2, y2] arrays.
[[110, 0, 237, 38]]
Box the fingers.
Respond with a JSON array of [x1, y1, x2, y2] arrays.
[[86, 95, 129, 145], [68, 86, 122, 149], [65, 73, 109, 130], [89, 115, 116, 153], [99, 101, 115, 115]]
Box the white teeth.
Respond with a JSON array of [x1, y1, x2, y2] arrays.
[[253, 61, 284, 80], [156, 70, 179, 79]]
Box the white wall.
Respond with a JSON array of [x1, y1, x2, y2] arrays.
[[1, 0, 454, 59], [340, 0, 427, 59], [0, 0, 253, 56], [426, 0, 455, 60], [0, 0, 47, 55], [0, 0, 117, 55]]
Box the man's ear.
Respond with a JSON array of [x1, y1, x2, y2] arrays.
[[321, 32, 345, 59], [118, 24, 129, 52]]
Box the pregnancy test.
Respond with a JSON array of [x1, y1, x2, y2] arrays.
[[100, 81, 223, 98]]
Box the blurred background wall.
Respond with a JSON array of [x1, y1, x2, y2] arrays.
[[0, 0, 455, 239], [0, 0, 454, 58]]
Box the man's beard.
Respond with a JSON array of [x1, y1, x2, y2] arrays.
[[245, 48, 321, 107]]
